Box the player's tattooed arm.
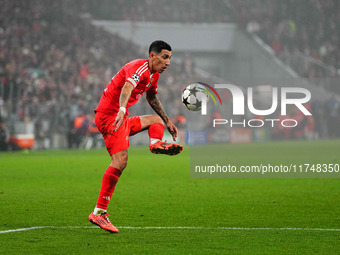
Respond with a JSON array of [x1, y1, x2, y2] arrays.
[[112, 82, 134, 131], [146, 91, 178, 141], [146, 92, 169, 122]]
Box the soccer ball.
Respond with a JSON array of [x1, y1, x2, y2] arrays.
[[182, 83, 207, 111]]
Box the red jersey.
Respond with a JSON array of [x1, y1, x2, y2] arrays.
[[95, 59, 159, 115]]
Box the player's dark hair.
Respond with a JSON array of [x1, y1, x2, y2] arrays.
[[149, 40, 172, 54]]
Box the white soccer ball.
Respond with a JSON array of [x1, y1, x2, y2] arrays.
[[182, 83, 207, 111]]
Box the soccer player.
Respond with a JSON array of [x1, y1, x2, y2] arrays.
[[88, 40, 183, 233]]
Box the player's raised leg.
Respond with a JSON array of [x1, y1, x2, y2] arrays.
[[139, 115, 183, 155]]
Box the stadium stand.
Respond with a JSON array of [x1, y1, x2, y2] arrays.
[[0, 0, 339, 149], [70, 0, 340, 139], [0, 0, 202, 149], [229, 0, 340, 89], [67, 0, 233, 23], [0, 0, 142, 148], [77, 0, 340, 86]]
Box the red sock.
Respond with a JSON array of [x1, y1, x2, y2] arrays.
[[96, 166, 121, 210], [148, 122, 165, 140]]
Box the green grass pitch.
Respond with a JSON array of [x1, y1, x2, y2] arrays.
[[0, 140, 339, 254]]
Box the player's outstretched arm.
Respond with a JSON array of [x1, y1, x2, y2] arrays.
[[113, 82, 134, 131], [146, 91, 178, 141]]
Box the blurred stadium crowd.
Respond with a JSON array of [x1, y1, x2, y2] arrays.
[[69, 0, 233, 23], [0, 0, 339, 150], [0, 0, 139, 148], [230, 0, 340, 92], [0, 0, 196, 149]]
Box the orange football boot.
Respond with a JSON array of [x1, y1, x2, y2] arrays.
[[88, 212, 119, 233], [149, 141, 183, 156]]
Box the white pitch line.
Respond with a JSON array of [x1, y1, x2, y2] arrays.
[[118, 226, 340, 232], [0, 226, 46, 233], [1, 226, 340, 234]]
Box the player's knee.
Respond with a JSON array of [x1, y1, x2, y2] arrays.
[[113, 159, 127, 171], [121, 157, 128, 170], [111, 151, 128, 171], [152, 115, 163, 124], [119, 155, 128, 170], [119, 161, 127, 171]]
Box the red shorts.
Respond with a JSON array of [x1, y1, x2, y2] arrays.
[[95, 112, 142, 155]]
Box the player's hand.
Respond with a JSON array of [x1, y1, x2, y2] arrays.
[[112, 110, 125, 131], [166, 121, 178, 141]]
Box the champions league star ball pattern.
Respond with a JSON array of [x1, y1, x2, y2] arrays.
[[182, 83, 208, 111]]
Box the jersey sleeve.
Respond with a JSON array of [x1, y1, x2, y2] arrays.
[[125, 61, 149, 88]]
